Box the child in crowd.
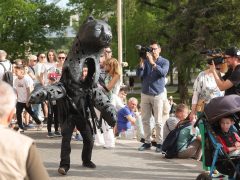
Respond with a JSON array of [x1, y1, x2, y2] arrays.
[[14, 65, 43, 132], [168, 96, 177, 116], [46, 72, 61, 138], [163, 104, 189, 141], [112, 87, 128, 136], [217, 116, 240, 156], [112, 86, 127, 111]]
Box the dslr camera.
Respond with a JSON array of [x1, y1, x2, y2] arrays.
[[136, 45, 153, 59], [200, 48, 225, 65], [207, 57, 225, 65]]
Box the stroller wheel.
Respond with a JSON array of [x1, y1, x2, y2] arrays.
[[196, 172, 212, 180]]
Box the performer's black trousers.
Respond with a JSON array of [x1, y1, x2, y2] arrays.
[[59, 114, 94, 171], [47, 104, 59, 133], [16, 102, 41, 129]]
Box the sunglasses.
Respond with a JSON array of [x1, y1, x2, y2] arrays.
[[40, 56, 46, 58], [105, 51, 112, 54], [58, 57, 65, 59]]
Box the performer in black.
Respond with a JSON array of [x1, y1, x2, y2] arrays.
[[29, 16, 116, 175]]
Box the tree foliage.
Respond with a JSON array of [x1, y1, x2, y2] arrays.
[[161, 0, 240, 102], [6, 0, 236, 103], [0, 0, 70, 59], [67, 0, 240, 102]]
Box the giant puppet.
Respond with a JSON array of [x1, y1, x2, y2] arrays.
[[29, 16, 116, 174]]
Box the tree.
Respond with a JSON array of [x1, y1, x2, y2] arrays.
[[0, 0, 70, 59], [161, 0, 240, 103], [67, 0, 240, 103]]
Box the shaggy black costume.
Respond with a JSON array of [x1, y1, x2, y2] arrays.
[[29, 16, 116, 173]]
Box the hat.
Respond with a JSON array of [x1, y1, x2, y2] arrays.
[[169, 96, 173, 100], [224, 47, 240, 57]]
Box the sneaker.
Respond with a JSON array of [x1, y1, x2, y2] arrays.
[[75, 134, 83, 141], [47, 132, 54, 138], [140, 138, 145, 143], [58, 167, 67, 175], [25, 124, 35, 129], [37, 122, 43, 131], [155, 144, 162, 153], [43, 117, 48, 124], [19, 126, 27, 132], [19, 129, 25, 133], [82, 161, 96, 168], [138, 143, 151, 151], [54, 131, 62, 137]]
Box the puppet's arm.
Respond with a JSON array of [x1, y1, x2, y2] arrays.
[[92, 87, 117, 127], [28, 82, 66, 104]]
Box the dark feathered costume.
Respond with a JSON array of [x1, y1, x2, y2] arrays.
[[29, 16, 116, 172]]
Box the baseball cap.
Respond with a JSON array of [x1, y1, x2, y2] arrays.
[[224, 47, 240, 57]]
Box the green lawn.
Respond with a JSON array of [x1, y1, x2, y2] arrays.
[[127, 84, 193, 105]]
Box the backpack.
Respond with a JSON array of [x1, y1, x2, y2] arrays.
[[0, 61, 13, 86], [162, 121, 193, 159]]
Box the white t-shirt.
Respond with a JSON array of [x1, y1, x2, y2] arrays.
[[111, 94, 125, 111], [41, 62, 56, 86], [0, 60, 12, 80], [34, 63, 44, 84], [14, 76, 34, 103]]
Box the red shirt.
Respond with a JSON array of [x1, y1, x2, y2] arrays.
[[217, 132, 240, 153]]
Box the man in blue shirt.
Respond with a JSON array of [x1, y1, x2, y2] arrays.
[[117, 97, 138, 134], [137, 40, 169, 152]]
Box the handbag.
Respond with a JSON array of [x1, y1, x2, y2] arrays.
[[196, 99, 205, 112]]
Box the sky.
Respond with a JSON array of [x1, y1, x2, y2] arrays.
[[47, 0, 69, 8]]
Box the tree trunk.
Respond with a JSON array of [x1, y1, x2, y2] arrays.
[[177, 66, 189, 104]]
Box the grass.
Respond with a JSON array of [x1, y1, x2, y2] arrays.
[[127, 84, 193, 105]]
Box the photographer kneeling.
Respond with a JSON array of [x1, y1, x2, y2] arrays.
[[136, 40, 169, 153]]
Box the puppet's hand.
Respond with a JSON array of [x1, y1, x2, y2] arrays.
[[29, 82, 66, 104], [92, 88, 116, 127]]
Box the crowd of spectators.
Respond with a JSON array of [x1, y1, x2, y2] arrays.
[[1, 43, 240, 178]]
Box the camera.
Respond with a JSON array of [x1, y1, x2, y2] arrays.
[[136, 45, 153, 59], [207, 57, 225, 65], [200, 48, 222, 57], [200, 48, 225, 65]]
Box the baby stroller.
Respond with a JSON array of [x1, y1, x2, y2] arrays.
[[195, 95, 240, 180]]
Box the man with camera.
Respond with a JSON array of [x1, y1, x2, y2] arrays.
[[136, 40, 169, 152], [210, 47, 240, 95]]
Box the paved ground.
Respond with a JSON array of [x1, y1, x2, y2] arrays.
[[25, 128, 203, 180]]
